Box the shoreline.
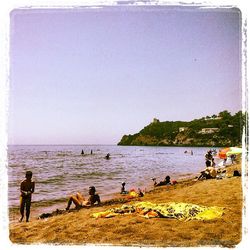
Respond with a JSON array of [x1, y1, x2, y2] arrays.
[[9, 172, 197, 224], [9, 167, 198, 222], [9, 162, 243, 246]]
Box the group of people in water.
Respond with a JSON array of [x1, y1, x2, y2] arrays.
[[81, 150, 93, 155], [81, 149, 110, 160]]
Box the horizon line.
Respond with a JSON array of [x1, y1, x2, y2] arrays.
[[7, 143, 118, 146]]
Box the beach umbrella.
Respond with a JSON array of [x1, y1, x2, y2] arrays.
[[218, 148, 230, 159], [226, 147, 242, 156]]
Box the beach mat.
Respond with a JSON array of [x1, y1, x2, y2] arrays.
[[91, 201, 224, 221]]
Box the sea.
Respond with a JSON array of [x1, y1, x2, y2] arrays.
[[7, 145, 220, 221]]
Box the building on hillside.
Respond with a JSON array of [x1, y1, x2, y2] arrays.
[[205, 116, 223, 120], [152, 118, 160, 123], [179, 127, 188, 132], [199, 128, 220, 134]]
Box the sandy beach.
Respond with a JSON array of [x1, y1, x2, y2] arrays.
[[5, 5, 245, 248], [8, 162, 243, 247]]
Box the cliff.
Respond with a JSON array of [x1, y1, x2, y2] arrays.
[[118, 111, 244, 147]]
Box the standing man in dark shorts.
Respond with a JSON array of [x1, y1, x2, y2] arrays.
[[19, 171, 35, 222]]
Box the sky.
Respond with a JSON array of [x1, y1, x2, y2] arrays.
[[8, 6, 242, 145]]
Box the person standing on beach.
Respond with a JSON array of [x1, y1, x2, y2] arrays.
[[205, 150, 214, 167], [19, 171, 35, 222]]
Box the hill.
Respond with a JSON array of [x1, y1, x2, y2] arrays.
[[118, 111, 245, 147]]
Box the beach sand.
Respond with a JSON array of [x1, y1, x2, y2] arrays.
[[9, 163, 243, 247]]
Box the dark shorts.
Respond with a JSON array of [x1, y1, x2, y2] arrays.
[[20, 195, 31, 208]]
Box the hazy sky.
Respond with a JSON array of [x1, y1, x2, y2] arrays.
[[9, 6, 242, 145]]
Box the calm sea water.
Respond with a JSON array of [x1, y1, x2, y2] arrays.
[[8, 145, 219, 210]]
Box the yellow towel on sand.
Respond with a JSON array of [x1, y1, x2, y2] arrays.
[[91, 201, 224, 221]]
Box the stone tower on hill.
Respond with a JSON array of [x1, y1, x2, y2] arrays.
[[152, 118, 160, 123]]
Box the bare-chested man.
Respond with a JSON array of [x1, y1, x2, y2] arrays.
[[19, 171, 35, 222]]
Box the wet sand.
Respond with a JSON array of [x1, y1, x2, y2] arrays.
[[9, 163, 243, 247]]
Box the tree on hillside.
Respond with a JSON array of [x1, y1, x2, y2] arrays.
[[219, 110, 231, 118]]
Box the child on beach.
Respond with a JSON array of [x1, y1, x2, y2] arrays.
[[19, 171, 35, 222], [120, 182, 129, 194], [66, 186, 101, 210]]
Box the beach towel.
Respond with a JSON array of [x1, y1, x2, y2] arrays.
[[91, 201, 224, 221]]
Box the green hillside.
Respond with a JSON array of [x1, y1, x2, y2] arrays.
[[118, 111, 245, 147]]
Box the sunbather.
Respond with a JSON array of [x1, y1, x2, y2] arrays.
[[66, 186, 100, 210], [153, 175, 171, 186], [198, 166, 217, 180]]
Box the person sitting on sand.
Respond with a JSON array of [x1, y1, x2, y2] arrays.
[[137, 188, 144, 197], [198, 166, 217, 180], [205, 158, 212, 167], [153, 175, 171, 187], [19, 171, 35, 222], [66, 186, 101, 210], [120, 182, 128, 194]]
